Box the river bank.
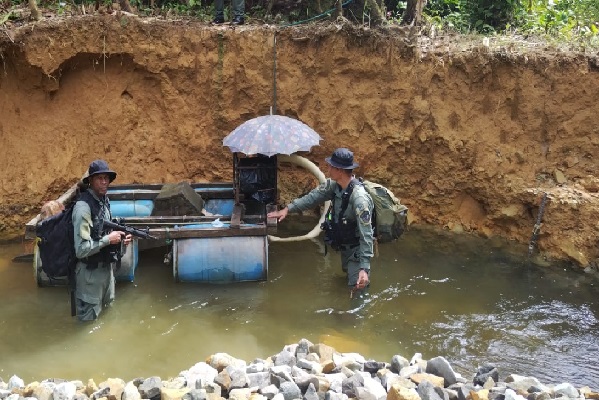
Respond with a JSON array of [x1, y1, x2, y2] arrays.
[[1, 339, 598, 400], [1, 15, 599, 267]]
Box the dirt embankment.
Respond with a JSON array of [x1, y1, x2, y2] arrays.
[[1, 15, 598, 268]]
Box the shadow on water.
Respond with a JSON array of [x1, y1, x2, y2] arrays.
[[1, 220, 598, 389]]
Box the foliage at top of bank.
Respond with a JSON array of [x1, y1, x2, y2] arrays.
[[1, 0, 598, 49]]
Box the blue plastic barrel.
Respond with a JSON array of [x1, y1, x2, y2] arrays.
[[111, 200, 154, 218], [173, 234, 268, 283], [114, 239, 138, 282], [204, 199, 235, 216]]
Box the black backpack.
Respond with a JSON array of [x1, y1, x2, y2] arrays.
[[36, 202, 77, 279]]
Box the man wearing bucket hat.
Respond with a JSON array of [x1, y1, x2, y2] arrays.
[[72, 159, 132, 321], [268, 148, 374, 297]]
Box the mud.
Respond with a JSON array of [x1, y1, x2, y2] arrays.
[[1, 15, 598, 268]]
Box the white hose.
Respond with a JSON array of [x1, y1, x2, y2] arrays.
[[268, 154, 330, 242]]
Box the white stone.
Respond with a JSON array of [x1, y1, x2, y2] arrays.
[[53, 382, 77, 400], [123, 382, 141, 400]]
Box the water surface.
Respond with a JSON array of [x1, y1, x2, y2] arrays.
[[1, 222, 598, 389]]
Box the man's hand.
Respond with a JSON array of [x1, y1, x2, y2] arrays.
[[267, 207, 289, 222], [355, 269, 369, 290], [108, 231, 132, 245]]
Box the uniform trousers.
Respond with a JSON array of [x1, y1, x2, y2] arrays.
[[75, 261, 115, 321]]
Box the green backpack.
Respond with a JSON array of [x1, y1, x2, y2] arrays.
[[361, 180, 409, 243]]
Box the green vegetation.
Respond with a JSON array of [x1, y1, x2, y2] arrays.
[[420, 0, 598, 45], [0, 0, 597, 48]]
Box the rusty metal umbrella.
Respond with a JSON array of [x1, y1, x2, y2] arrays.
[[223, 115, 322, 156]]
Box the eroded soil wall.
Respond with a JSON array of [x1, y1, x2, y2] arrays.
[[1, 16, 598, 267]]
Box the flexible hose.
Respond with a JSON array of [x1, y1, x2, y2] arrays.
[[268, 154, 330, 242]]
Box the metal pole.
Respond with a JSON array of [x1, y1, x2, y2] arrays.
[[272, 31, 277, 115]]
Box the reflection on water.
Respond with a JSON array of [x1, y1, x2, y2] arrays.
[[1, 222, 598, 389]]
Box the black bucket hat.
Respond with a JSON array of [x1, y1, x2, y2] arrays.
[[83, 159, 117, 184], [325, 148, 359, 169]]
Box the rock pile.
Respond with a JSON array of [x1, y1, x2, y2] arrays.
[[1, 339, 597, 400]]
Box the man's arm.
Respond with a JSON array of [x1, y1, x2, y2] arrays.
[[268, 179, 336, 221], [72, 201, 111, 259], [353, 191, 374, 290], [353, 192, 375, 270]]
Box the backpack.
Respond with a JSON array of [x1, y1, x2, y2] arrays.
[[36, 202, 77, 279], [361, 179, 409, 243], [326, 178, 409, 244]]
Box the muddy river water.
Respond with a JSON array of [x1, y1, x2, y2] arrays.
[[1, 222, 598, 389]]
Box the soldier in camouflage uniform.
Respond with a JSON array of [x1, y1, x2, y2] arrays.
[[268, 148, 374, 295], [73, 160, 131, 321]]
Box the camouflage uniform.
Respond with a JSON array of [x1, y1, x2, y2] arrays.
[[72, 189, 115, 321], [287, 178, 374, 288]]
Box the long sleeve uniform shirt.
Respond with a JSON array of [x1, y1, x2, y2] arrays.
[[73, 190, 112, 260], [287, 178, 374, 269]]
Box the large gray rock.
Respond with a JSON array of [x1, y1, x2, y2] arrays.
[[279, 381, 301, 400], [247, 372, 270, 389], [417, 380, 444, 400], [527, 392, 551, 400], [341, 373, 364, 398], [325, 373, 346, 394], [138, 377, 162, 400], [553, 383, 579, 398], [334, 353, 365, 372], [426, 357, 457, 387], [297, 339, 314, 357], [182, 362, 218, 389], [8, 376, 24, 390], [294, 376, 319, 394], [247, 363, 267, 374], [473, 365, 499, 386], [291, 366, 311, 380], [90, 387, 110, 400], [182, 389, 206, 400], [270, 366, 293, 386], [303, 383, 319, 400], [53, 382, 77, 400], [504, 376, 549, 394], [297, 359, 322, 374], [226, 366, 249, 390], [357, 376, 387, 400], [391, 356, 410, 374], [274, 350, 297, 368], [364, 362, 387, 374], [122, 382, 141, 400], [259, 385, 279, 400]]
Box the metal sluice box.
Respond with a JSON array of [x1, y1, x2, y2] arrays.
[[25, 180, 278, 286]]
